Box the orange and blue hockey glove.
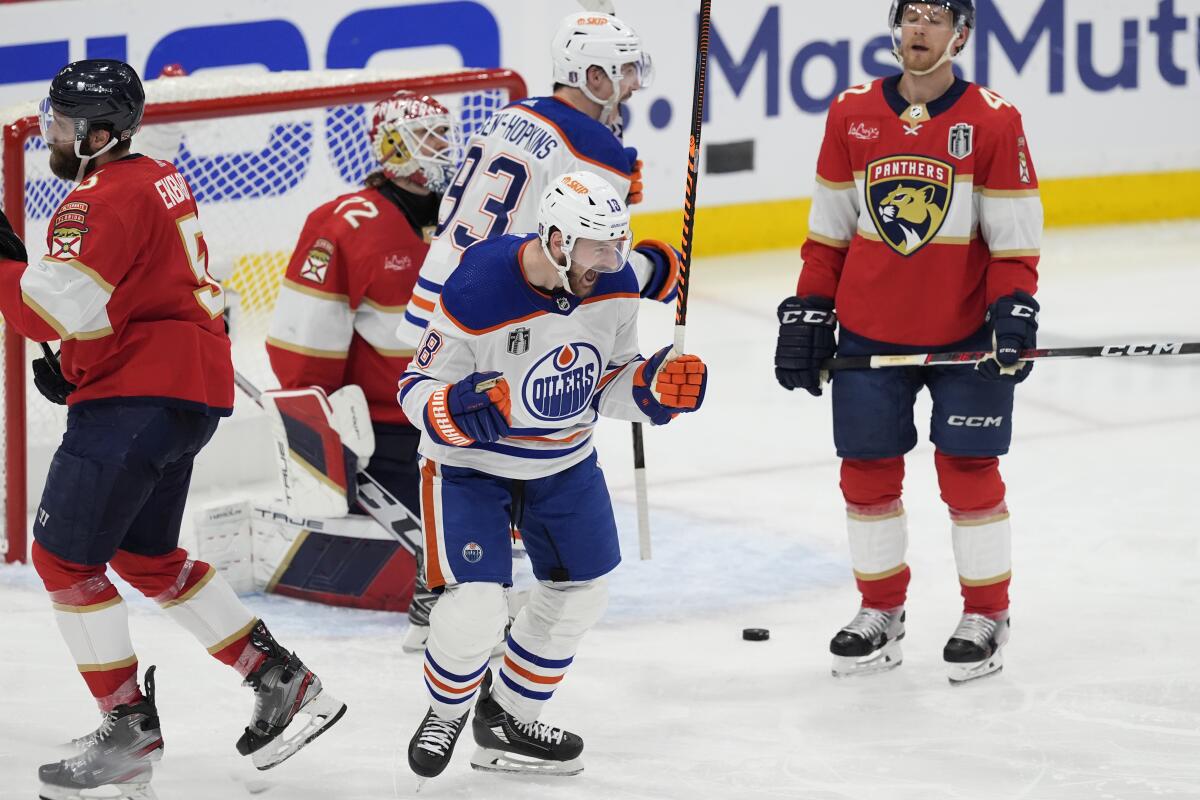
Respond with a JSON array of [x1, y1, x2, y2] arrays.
[[425, 371, 512, 446], [633, 346, 708, 425]]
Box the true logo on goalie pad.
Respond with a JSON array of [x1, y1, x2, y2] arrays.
[[462, 542, 483, 563], [866, 155, 954, 257]]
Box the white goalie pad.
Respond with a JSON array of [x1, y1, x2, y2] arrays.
[[192, 500, 255, 594], [249, 500, 392, 593], [327, 384, 375, 467], [261, 387, 360, 518]]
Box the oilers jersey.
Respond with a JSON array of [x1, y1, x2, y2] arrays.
[[397, 234, 656, 480], [397, 96, 634, 345]]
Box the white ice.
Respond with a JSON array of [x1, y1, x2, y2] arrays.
[[2, 221, 1199, 800]]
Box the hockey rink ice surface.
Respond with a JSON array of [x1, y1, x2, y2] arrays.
[[2, 220, 1199, 800]]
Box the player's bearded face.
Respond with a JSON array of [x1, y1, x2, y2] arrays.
[[48, 139, 93, 181], [898, 4, 957, 71], [564, 236, 629, 297]]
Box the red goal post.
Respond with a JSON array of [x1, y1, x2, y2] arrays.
[[0, 67, 527, 563]]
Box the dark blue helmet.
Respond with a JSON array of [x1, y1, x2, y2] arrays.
[[891, 0, 975, 29], [47, 59, 145, 143]]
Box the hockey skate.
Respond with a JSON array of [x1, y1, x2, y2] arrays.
[[407, 707, 469, 788], [944, 612, 1010, 684], [469, 670, 583, 776], [40, 666, 164, 800], [235, 622, 347, 770], [830, 606, 906, 677]]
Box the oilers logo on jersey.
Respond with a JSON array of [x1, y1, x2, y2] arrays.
[[866, 155, 955, 256], [521, 342, 602, 422]]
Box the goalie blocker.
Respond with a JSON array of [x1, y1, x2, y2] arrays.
[[195, 385, 419, 612]]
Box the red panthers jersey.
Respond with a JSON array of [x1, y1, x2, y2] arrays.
[[0, 154, 232, 412], [267, 185, 433, 426], [798, 76, 1043, 346]]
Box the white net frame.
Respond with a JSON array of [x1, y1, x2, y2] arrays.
[[0, 67, 527, 562]]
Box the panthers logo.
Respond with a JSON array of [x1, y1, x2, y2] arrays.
[[866, 156, 954, 257]]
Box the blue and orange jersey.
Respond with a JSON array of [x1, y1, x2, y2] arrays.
[[798, 75, 1043, 347], [399, 95, 635, 345], [397, 234, 656, 480]]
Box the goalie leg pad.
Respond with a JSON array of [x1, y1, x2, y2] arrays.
[[261, 388, 359, 518]]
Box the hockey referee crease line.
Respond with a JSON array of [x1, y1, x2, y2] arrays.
[[628, 167, 1200, 258], [231, 370, 424, 559]]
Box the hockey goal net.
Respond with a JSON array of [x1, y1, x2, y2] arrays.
[[0, 67, 527, 563]]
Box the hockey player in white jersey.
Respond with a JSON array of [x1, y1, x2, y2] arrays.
[[397, 171, 707, 783], [397, 11, 680, 347]]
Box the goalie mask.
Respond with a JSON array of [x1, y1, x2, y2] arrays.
[[537, 171, 632, 295], [889, 0, 974, 76], [551, 12, 653, 125], [368, 91, 460, 194]]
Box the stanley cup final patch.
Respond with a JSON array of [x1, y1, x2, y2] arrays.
[[866, 155, 955, 257], [948, 123, 974, 160]]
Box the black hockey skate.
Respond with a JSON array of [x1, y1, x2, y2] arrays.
[[236, 621, 347, 770], [944, 612, 1010, 684], [830, 606, 906, 677], [407, 707, 469, 786], [40, 666, 164, 800], [469, 670, 583, 776]]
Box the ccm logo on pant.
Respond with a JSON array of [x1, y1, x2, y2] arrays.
[[947, 415, 1004, 428]]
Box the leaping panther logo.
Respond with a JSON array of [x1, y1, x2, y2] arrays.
[[866, 156, 954, 257]]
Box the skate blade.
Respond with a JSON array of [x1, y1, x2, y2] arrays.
[[39, 773, 158, 800], [401, 624, 430, 654], [831, 641, 903, 678], [250, 689, 347, 770], [947, 648, 1005, 685], [469, 747, 583, 776]]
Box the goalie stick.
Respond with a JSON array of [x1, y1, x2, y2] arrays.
[[820, 341, 1200, 371], [232, 370, 423, 560]]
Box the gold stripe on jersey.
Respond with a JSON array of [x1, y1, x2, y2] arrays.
[[281, 277, 350, 302], [815, 175, 855, 191], [44, 256, 116, 294], [990, 249, 1041, 258], [264, 336, 348, 359], [808, 231, 851, 249], [362, 297, 408, 313], [981, 187, 1041, 198]]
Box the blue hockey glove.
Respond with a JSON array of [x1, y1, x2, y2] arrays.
[[977, 291, 1039, 383], [775, 296, 837, 396], [631, 240, 680, 303], [425, 371, 512, 446]]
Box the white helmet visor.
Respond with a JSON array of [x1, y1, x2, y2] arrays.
[[569, 235, 631, 274]]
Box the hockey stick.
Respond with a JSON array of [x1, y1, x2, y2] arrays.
[[820, 341, 1200, 371], [232, 370, 423, 560], [630, 0, 714, 561]]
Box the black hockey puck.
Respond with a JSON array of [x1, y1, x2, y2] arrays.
[[742, 628, 770, 641]]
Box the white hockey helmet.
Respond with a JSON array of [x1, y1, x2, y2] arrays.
[[537, 171, 632, 294], [368, 90, 461, 193], [551, 12, 653, 122]]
